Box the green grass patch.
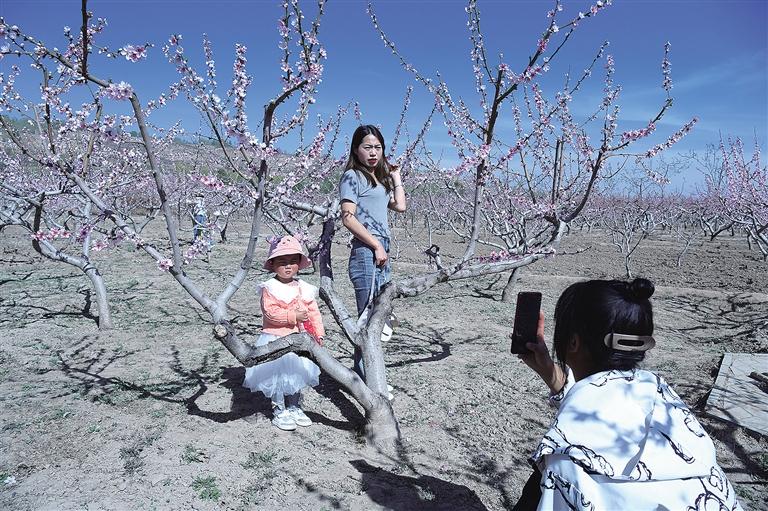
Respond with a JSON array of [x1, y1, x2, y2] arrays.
[[181, 444, 208, 464], [119, 428, 162, 475], [241, 450, 278, 470], [191, 475, 221, 501], [2, 421, 25, 432], [32, 407, 74, 424], [756, 452, 768, 473], [239, 482, 269, 508]]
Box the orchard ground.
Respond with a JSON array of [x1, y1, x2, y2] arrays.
[[1, 224, 767, 510]]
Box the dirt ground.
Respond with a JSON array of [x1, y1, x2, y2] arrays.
[[1, 224, 767, 510]]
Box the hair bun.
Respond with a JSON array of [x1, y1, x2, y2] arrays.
[[629, 278, 654, 300]]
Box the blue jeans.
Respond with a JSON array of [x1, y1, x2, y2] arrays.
[[349, 237, 391, 315], [348, 236, 390, 377]]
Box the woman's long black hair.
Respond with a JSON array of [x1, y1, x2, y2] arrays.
[[344, 125, 394, 192]]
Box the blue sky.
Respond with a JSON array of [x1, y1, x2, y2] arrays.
[[2, 0, 766, 192]]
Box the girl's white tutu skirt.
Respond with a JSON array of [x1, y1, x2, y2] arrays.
[[242, 333, 320, 403]]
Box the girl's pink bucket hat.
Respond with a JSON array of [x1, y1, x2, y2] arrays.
[[264, 236, 311, 271]]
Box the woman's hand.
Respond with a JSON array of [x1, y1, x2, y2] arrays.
[[517, 312, 566, 393], [387, 165, 406, 213], [374, 243, 389, 267]]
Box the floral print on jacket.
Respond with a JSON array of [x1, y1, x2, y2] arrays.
[[532, 368, 742, 511]]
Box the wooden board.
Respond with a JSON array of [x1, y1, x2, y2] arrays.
[[705, 353, 768, 436]]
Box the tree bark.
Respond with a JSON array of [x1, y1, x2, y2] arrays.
[[84, 265, 113, 330], [501, 267, 521, 303], [26, 205, 114, 330]]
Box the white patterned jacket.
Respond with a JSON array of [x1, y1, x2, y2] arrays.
[[532, 369, 743, 511]]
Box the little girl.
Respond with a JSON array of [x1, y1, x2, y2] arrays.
[[242, 235, 325, 431]]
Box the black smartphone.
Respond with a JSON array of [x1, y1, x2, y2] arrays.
[[510, 291, 542, 354]]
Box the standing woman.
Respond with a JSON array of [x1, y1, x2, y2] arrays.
[[339, 125, 406, 377]]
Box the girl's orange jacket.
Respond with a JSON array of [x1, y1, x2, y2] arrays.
[[259, 278, 325, 341]]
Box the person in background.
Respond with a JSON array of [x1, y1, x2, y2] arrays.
[[192, 194, 208, 242]]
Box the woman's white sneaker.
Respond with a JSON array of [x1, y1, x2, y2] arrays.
[[381, 322, 393, 342]]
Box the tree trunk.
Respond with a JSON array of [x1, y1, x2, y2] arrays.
[[675, 237, 693, 268], [219, 215, 230, 243], [625, 255, 633, 279], [313, 217, 402, 450], [501, 267, 521, 302], [84, 265, 113, 330], [29, 212, 113, 331], [364, 397, 401, 449]]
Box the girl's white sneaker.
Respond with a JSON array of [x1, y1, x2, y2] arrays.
[[272, 410, 297, 431], [287, 406, 312, 427]]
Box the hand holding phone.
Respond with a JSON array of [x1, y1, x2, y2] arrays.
[[510, 291, 542, 354]]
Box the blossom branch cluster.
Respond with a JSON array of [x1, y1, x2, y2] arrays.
[[377, 0, 701, 266], [31, 227, 71, 241], [720, 138, 767, 225], [644, 117, 698, 159], [661, 41, 672, 94]]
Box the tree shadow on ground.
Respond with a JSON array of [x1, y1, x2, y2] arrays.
[[471, 274, 505, 301], [55, 338, 199, 403], [666, 293, 768, 348], [703, 412, 768, 483], [0, 270, 33, 286], [310, 372, 366, 431], [349, 459, 489, 511], [0, 287, 99, 328], [218, 366, 273, 420], [54, 336, 364, 431], [54, 338, 268, 422], [439, 418, 550, 509], [385, 321, 464, 369]]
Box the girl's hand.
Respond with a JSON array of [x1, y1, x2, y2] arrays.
[[374, 243, 388, 267], [316, 336, 324, 347], [295, 308, 309, 323], [517, 312, 565, 393]]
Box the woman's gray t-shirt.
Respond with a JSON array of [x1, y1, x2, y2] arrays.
[[339, 169, 390, 240]]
